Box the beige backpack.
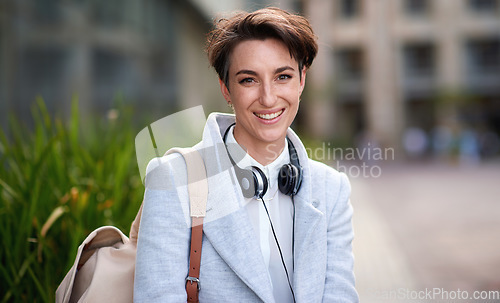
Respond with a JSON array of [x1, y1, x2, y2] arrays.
[[56, 147, 208, 303]]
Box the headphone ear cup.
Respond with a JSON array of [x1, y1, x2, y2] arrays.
[[278, 164, 295, 196], [293, 164, 302, 196], [235, 167, 256, 199], [236, 166, 268, 199], [251, 166, 268, 199], [279, 164, 302, 196]]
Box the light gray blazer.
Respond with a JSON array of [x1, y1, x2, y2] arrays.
[[134, 113, 358, 302]]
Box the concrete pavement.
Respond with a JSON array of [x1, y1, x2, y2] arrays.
[[348, 161, 500, 302]]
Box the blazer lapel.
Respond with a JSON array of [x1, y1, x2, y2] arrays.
[[202, 167, 275, 303]]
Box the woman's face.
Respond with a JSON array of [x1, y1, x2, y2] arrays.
[[220, 38, 306, 154]]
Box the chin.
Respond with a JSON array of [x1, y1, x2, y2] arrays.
[[257, 128, 287, 144]]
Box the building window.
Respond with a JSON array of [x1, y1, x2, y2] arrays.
[[336, 48, 364, 80], [33, 0, 62, 24], [468, 0, 499, 12], [19, 47, 68, 109], [466, 39, 500, 74], [404, 0, 430, 16], [90, 0, 126, 28], [92, 49, 139, 109], [339, 0, 360, 19], [403, 43, 435, 77]]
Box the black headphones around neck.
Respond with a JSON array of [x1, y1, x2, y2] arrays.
[[223, 123, 303, 199]]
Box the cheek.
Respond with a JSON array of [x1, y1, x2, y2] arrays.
[[232, 88, 258, 106], [284, 87, 301, 103], [285, 79, 303, 98]]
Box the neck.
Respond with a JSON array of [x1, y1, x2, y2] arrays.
[[233, 128, 286, 166]]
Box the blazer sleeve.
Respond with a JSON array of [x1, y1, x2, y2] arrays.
[[323, 171, 359, 302], [134, 154, 191, 302]]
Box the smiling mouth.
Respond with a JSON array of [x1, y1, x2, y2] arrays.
[[254, 109, 284, 120]]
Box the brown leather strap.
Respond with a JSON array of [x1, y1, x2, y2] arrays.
[[186, 217, 204, 303]]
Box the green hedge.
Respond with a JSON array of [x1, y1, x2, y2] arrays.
[[0, 98, 145, 302]]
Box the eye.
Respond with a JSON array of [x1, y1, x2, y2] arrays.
[[277, 74, 292, 81], [238, 77, 255, 84]]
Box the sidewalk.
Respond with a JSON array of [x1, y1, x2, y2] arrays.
[[351, 177, 417, 303], [349, 161, 500, 303]]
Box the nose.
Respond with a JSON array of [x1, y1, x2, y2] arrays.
[[259, 82, 277, 107]]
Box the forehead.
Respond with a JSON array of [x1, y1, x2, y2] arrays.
[[229, 38, 297, 71]]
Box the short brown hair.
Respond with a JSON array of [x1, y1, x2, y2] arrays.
[[206, 7, 318, 87]]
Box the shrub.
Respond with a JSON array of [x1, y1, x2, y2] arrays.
[[0, 98, 144, 302]]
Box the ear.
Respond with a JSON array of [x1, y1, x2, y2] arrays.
[[298, 67, 307, 96], [219, 78, 231, 103]]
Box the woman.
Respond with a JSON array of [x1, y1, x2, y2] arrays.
[[134, 7, 358, 302]]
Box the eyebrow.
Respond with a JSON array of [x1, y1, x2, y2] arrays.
[[275, 66, 295, 73], [235, 66, 295, 76], [235, 69, 257, 76]]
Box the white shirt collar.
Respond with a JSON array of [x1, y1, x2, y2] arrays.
[[225, 125, 290, 187]]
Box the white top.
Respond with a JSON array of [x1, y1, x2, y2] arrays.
[[226, 127, 294, 303]]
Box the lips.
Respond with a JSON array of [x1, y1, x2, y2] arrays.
[[254, 109, 284, 120]]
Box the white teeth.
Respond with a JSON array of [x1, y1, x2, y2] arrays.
[[255, 109, 283, 120]]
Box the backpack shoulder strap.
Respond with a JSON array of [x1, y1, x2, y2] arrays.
[[165, 147, 207, 303], [129, 147, 208, 242], [165, 147, 208, 218], [130, 147, 207, 302]]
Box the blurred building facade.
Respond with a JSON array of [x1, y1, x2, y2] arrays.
[[1, 0, 499, 157], [0, 0, 224, 126], [0, 0, 301, 128], [304, 0, 500, 154]]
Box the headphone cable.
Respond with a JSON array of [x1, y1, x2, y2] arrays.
[[292, 196, 295, 271], [260, 196, 296, 303]]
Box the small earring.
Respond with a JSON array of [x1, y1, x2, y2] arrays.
[[227, 103, 234, 110]]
